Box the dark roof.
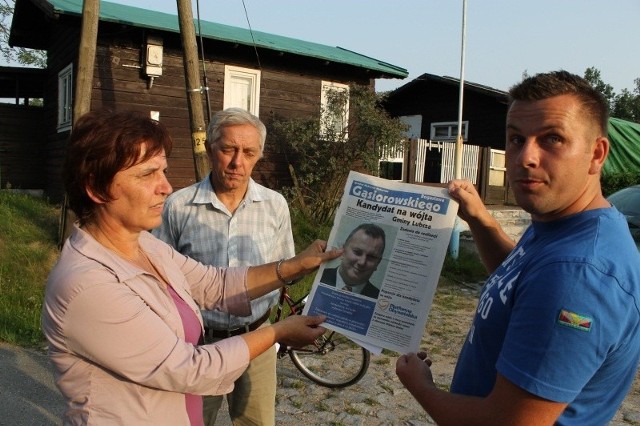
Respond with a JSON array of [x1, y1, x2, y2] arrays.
[[10, 0, 408, 79], [389, 73, 508, 100], [0, 66, 46, 99]]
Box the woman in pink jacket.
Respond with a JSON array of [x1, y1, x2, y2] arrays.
[[42, 110, 341, 425]]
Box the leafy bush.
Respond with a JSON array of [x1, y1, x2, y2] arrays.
[[268, 86, 407, 226], [290, 208, 332, 252], [601, 172, 640, 196]]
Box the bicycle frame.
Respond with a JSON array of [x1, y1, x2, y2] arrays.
[[273, 286, 370, 388], [274, 287, 307, 358]]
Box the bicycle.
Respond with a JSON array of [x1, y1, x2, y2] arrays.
[[273, 286, 370, 388]]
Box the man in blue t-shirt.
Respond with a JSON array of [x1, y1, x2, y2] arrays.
[[396, 71, 640, 425]]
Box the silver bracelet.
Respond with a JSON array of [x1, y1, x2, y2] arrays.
[[276, 258, 292, 285]]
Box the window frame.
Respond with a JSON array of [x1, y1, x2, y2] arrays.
[[223, 65, 261, 116], [320, 81, 349, 140], [430, 121, 469, 141], [57, 63, 73, 132]]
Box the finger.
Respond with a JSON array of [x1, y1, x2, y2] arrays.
[[447, 179, 465, 193], [315, 314, 327, 322], [306, 314, 326, 325], [326, 247, 344, 258], [395, 355, 406, 369]]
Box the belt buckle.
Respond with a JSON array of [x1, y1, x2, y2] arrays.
[[225, 323, 250, 337]]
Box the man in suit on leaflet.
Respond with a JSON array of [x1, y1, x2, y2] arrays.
[[321, 223, 385, 299]]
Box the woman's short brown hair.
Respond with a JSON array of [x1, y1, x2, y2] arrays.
[[63, 110, 173, 225]]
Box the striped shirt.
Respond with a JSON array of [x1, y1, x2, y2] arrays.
[[153, 176, 295, 329]]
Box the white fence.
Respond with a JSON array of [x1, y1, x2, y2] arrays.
[[379, 143, 405, 162], [413, 138, 479, 184]]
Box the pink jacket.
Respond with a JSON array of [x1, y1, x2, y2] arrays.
[[42, 226, 252, 425]]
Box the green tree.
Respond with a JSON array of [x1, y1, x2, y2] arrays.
[[267, 85, 407, 225], [611, 79, 640, 123], [584, 66, 615, 111], [1, 0, 46, 67], [584, 67, 640, 123]]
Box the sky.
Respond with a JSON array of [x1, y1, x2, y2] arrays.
[[106, 0, 640, 94]]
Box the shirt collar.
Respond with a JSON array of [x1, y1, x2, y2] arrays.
[[192, 175, 265, 211], [335, 269, 367, 293], [69, 225, 153, 282]]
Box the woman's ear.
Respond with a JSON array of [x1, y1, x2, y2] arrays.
[[85, 175, 106, 205]]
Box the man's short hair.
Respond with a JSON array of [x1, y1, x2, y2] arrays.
[[508, 70, 609, 136], [344, 223, 386, 256], [206, 108, 267, 154]]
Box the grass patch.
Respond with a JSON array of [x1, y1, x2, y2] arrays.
[[316, 401, 330, 411], [441, 248, 487, 283], [372, 357, 390, 365], [363, 397, 378, 406], [0, 191, 61, 346], [345, 406, 361, 415], [289, 379, 304, 389], [380, 383, 394, 393]]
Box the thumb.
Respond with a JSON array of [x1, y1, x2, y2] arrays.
[[323, 247, 344, 260], [305, 314, 327, 326]]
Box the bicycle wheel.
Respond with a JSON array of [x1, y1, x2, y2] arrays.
[[289, 329, 370, 388]]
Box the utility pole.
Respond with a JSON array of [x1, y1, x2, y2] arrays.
[[176, 0, 210, 181], [73, 0, 99, 120], [59, 0, 100, 245]]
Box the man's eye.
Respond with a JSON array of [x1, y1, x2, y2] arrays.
[[544, 135, 562, 144], [508, 136, 524, 145]]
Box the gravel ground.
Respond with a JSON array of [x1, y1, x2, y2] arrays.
[[269, 278, 640, 425], [2, 278, 639, 425]]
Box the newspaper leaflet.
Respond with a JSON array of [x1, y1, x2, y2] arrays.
[[303, 171, 459, 354]]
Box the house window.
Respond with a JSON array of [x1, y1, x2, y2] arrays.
[[321, 81, 349, 140], [430, 121, 468, 141], [57, 63, 73, 132], [223, 65, 261, 116]]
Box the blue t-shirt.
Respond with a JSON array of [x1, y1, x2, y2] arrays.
[[451, 207, 640, 425]]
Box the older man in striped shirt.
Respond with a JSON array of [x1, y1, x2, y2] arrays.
[[154, 108, 294, 426]]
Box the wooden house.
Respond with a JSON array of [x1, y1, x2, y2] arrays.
[[7, 0, 407, 201], [382, 73, 511, 204], [0, 66, 46, 190]]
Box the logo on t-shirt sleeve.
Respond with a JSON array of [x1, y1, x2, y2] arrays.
[[557, 309, 592, 332]]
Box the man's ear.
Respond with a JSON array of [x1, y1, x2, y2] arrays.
[[589, 136, 609, 175], [205, 143, 216, 168]]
